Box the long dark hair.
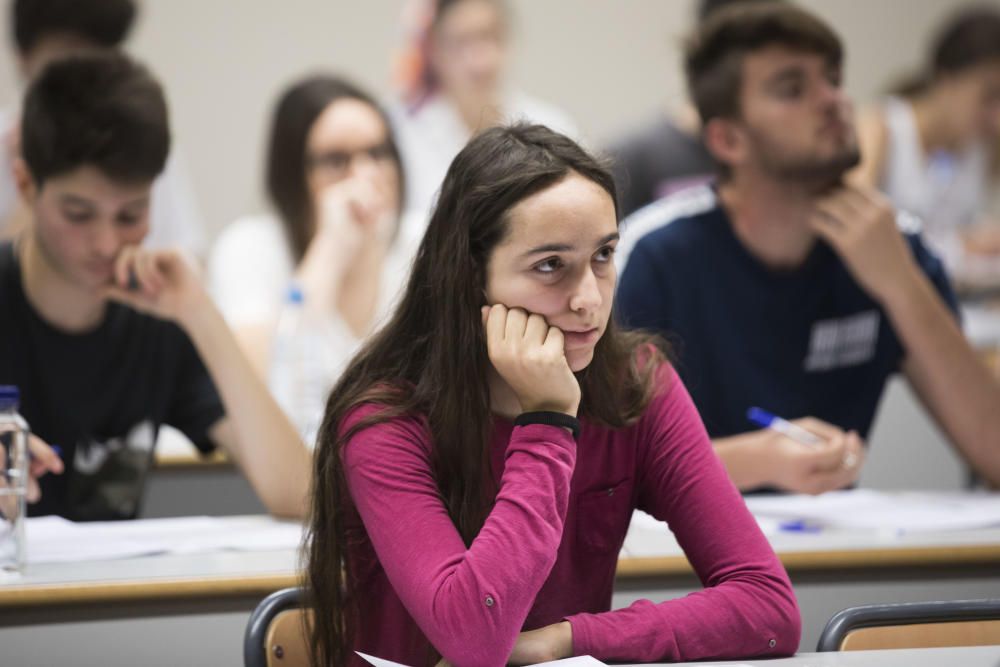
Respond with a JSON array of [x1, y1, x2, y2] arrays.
[[265, 74, 405, 262], [893, 5, 1000, 97], [306, 123, 666, 667]]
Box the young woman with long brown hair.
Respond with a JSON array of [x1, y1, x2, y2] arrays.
[[306, 124, 800, 666]]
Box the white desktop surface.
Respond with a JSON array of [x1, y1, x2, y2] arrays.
[[626, 645, 1000, 666]]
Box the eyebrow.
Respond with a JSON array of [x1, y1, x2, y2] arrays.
[[766, 66, 806, 86], [58, 194, 96, 208], [519, 231, 620, 259], [58, 194, 150, 210]]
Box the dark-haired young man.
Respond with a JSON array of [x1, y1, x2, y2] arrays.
[[1, 53, 310, 520], [0, 0, 204, 254], [606, 0, 779, 218], [617, 2, 1000, 494]]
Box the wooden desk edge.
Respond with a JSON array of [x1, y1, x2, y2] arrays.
[[0, 572, 302, 607], [3, 543, 998, 608], [616, 544, 1000, 578]]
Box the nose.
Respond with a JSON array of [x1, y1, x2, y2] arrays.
[[817, 77, 847, 112], [348, 151, 380, 180], [90, 219, 120, 259], [569, 265, 603, 315]]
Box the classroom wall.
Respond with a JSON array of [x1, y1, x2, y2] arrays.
[[1, 0, 995, 242]]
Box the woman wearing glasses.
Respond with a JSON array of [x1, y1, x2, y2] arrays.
[[208, 75, 416, 445]]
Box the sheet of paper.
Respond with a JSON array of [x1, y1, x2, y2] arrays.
[[356, 652, 412, 667], [529, 657, 608, 666], [746, 489, 1000, 533], [24, 515, 304, 564], [357, 653, 610, 667]]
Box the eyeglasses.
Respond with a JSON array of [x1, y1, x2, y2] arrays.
[[306, 143, 396, 178]]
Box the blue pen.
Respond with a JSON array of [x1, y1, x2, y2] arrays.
[[747, 407, 822, 447], [779, 519, 822, 533]]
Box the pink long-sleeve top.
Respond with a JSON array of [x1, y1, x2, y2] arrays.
[[340, 364, 800, 666]]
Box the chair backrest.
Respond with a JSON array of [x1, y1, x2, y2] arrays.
[[817, 599, 1000, 652], [245, 587, 314, 667]]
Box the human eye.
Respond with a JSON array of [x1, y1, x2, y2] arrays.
[[533, 256, 565, 275], [369, 143, 394, 161], [593, 244, 616, 263], [775, 81, 803, 99], [62, 207, 93, 224], [313, 151, 350, 172], [826, 67, 842, 88]]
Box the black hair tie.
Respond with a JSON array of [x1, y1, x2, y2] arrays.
[[513, 411, 581, 439]]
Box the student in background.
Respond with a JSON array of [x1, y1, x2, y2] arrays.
[[391, 0, 577, 242], [853, 5, 1000, 272], [208, 75, 417, 446], [306, 124, 799, 666], [1, 0, 206, 256], [616, 3, 1000, 494], [606, 0, 777, 218], [1, 53, 309, 521]]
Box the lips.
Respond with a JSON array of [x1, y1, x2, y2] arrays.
[[562, 327, 600, 349]]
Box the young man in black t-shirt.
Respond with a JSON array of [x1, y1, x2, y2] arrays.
[[617, 3, 1000, 494], [0, 53, 310, 520]]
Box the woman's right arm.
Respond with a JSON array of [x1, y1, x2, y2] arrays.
[[344, 413, 576, 666]]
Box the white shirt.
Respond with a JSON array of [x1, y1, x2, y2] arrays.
[[390, 90, 579, 248], [881, 96, 989, 268], [207, 212, 418, 445]]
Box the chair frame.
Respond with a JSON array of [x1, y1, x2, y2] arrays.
[[244, 587, 307, 667], [817, 598, 1000, 652]]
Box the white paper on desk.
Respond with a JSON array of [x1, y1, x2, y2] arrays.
[[357, 653, 607, 667], [24, 515, 304, 564], [746, 489, 1000, 533], [26, 516, 166, 563]]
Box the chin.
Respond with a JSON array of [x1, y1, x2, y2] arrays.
[[566, 348, 595, 373]]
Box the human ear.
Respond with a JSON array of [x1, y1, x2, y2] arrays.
[[12, 158, 38, 205], [703, 117, 746, 169]]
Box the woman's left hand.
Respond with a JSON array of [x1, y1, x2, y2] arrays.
[[508, 621, 573, 665]]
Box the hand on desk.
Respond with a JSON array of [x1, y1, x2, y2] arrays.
[[26, 434, 64, 503], [431, 621, 573, 667], [716, 417, 865, 494], [0, 434, 63, 516], [508, 621, 574, 665]]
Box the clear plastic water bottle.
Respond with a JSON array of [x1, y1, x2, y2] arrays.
[[270, 284, 325, 447], [0, 386, 29, 572]]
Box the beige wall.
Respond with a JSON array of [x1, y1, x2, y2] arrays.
[[1, 0, 997, 242]]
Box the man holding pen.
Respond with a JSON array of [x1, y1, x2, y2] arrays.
[[617, 3, 1000, 494]]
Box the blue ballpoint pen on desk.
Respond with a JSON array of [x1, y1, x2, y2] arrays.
[[746, 407, 822, 447]]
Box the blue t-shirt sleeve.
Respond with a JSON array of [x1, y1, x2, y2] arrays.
[[616, 239, 673, 332]]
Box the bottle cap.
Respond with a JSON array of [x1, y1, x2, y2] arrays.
[[286, 283, 304, 305], [0, 385, 19, 410]]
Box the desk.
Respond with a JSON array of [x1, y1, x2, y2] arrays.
[[3, 508, 1000, 665], [634, 645, 1000, 666]]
